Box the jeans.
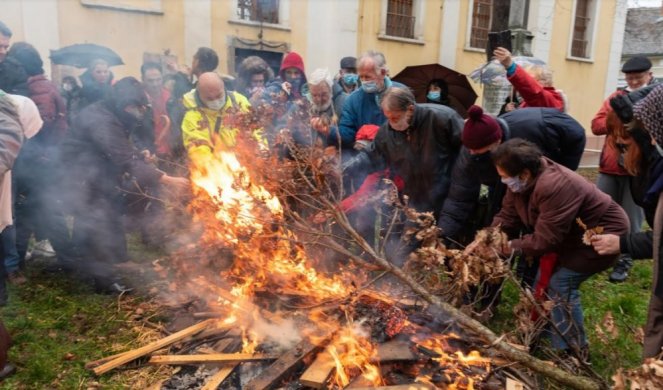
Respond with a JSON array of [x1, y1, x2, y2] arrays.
[[547, 267, 592, 350], [1, 225, 19, 274]]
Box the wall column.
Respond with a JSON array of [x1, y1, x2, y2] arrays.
[[438, 0, 461, 68], [306, 0, 359, 75], [184, 0, 212, 65], [20, 0, 60, 77]]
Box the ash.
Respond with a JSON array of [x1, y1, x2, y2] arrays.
[[161, 366, 214, 390]]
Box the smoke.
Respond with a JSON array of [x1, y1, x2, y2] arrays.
[[250, 315, 302, 351]]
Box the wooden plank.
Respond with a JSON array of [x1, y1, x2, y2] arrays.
[[200, 363, 239, 390], [148, 353, 279, 365], [244, 339, 323, 390], [85, 351, 128, 370], [506, 377, 526, 390], [350, 385, 434, 390], [373, 340, 417, 363], [299, 349, 336, 389], [92, 319, 214, 376]]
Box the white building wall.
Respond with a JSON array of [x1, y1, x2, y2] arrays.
[[306, 0, 359, 75]]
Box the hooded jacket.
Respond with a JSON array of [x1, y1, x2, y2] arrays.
[[279, 52, 307, 99], [439, 108, 587, 239], [180, 89, 266, 160], [25, 75, 67, 146]]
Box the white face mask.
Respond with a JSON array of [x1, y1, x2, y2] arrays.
[[205, 96, 225, 111]]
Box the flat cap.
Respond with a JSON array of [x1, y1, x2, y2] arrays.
[[622, 56, 652, 73], [340, 56, 357, 70]]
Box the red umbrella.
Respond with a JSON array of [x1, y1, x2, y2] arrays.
[[392, 64, 477, 118]]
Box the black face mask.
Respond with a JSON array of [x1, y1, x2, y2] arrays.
[[470, 151, 492, 164]]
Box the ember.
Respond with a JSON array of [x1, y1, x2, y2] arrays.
[[88, 111, 504, 389]]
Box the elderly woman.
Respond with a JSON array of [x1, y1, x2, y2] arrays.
[[468, 139, 629, 357], [493, 47, 567, 113]]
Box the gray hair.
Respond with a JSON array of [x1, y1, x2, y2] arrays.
[[381, 87, 415, 112], [358, 50, 387, 73], [308, 68, 333, 89]]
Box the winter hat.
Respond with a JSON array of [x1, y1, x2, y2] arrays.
[[634, 84, 663, 146], [356, 124, 380, 141], [7, 42, 43, 76], [279, 52, 306, 80], [461, 105, 502, 149], [110, 77, 148, 109], [340, 56, 357, 70]]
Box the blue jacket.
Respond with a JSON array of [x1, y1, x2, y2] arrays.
[[332, 79, 405, 148]]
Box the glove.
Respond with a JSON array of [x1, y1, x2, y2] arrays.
[[609, 94, 634, 123], [610, 83, 659, 124], [341, 151, 371, 177]]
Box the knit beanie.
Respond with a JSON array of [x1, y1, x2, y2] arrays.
[[279, 52, 306, 80], [461, 105, 502, 149], [634, 84, 663, 146]]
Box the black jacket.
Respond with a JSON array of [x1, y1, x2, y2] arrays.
[[348, 103, 463, 215], [60, 100, 163, 201], [438, 107, 587, 239]]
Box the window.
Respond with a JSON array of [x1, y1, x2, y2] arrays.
[[571, 0, 590, 57], [236, 0, 279, 24], [386, 0, 415, 39], [469, 0, 493, 50], [568, 0, 599, 60]]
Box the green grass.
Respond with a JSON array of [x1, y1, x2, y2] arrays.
[[490, 260, 653, 387], [0, 230, 654, 388], [0, 235, 166, 390]]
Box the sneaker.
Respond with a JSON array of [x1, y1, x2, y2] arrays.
[[32, 240, 56, 258], [609, 254, 633, 283], [0, 363, 16, 380], [7, 272, 26, 285]]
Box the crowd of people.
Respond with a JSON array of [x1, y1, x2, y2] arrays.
[[0, 16, 663, 378]]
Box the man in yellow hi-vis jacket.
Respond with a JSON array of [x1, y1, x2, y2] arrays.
[[181, 72, 266, 160]]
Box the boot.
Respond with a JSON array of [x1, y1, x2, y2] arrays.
[[609, 254, 634, 283]]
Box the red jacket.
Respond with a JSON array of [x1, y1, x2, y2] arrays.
[[508, 66, 565, 112], [591, 89, 629, 175], [148, 88, 172, 156], [26, 75, 68, 145]]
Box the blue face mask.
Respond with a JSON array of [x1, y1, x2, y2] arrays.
[[427, 91, 441, 101], [501, 176, 527, 193], [362, 81, 379, 94], [343, 73, 358, 86]]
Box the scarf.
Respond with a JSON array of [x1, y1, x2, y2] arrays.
[[634, 84, 663, 146]]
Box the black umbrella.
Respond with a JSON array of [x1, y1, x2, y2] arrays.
[[392, 64, 477, 118], [50, 43, 124, 68]]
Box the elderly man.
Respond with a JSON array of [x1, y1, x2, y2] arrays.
[[343, 88, 463, 264], [181, 72, 265, 162], [308, 68, 338, 147], [592, 56, 656, 283], [334, 51, 405, 149]]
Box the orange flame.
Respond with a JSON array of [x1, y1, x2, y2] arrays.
[[186, 143, 382, 385]]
